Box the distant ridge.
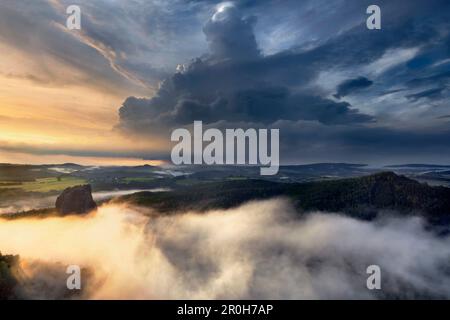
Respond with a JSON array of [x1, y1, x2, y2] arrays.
[[286, 171, 450, 222], [118, 172, 450, 224], [386, 164, 450, 168], [0, 163, 85, 168], [284, 163, 366, 167]]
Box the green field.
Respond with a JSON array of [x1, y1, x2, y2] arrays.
[[0, 176, 86, 192]]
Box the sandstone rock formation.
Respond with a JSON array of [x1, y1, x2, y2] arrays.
[[55, 185, 97, 215]]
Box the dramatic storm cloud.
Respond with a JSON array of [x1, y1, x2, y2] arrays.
[[117, 0, 450, 164], [117, 3, 376, 132], [2, 199, 450, 299], [1, 0, 449, 163]]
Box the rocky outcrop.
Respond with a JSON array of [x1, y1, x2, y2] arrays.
[[0, 252, 20, 299], [55, 185, 97, 215]]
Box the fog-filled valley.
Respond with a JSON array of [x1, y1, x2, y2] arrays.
[[2, 164, 450, 299], [2, 198, 450, 299]]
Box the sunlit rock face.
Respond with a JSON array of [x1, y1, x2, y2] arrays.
[[55, 185, 97, 215]]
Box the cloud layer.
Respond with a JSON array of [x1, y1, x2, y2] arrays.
[[117, 0, 450, 164], [0, 0, 449, 163], [2, 199, 450, 299]]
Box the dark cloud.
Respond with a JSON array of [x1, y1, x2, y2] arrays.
[[118, 4, 374, 136], [116, 0, 450, 164], [407, 71, 450, 88], [406, 87, 445, 102], [334, 77, 373, 99], [2, 0, 449, 163], [277, 120, 450, 164]]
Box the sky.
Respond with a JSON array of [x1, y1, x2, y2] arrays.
[[0, 0, 449, 165]]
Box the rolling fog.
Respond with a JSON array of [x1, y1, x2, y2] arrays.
[[1, 199, 450, 299]]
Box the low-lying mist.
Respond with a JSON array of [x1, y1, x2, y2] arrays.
[[1, 199, 450, 299]]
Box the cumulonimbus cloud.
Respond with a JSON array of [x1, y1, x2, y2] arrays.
[[115, 1, 450, 164], [117, 3, 375, 138]]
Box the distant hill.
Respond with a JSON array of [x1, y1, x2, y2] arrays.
[[386, 164, 450, 169], [117, 172, 450, 223], [283, 163, 366, 169], [286, 172, 450, 222], [0, 163, 85, 182], [116, 179, 286, 214]]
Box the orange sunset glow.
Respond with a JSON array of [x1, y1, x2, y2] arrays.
[[0, 18, 166, 166]]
